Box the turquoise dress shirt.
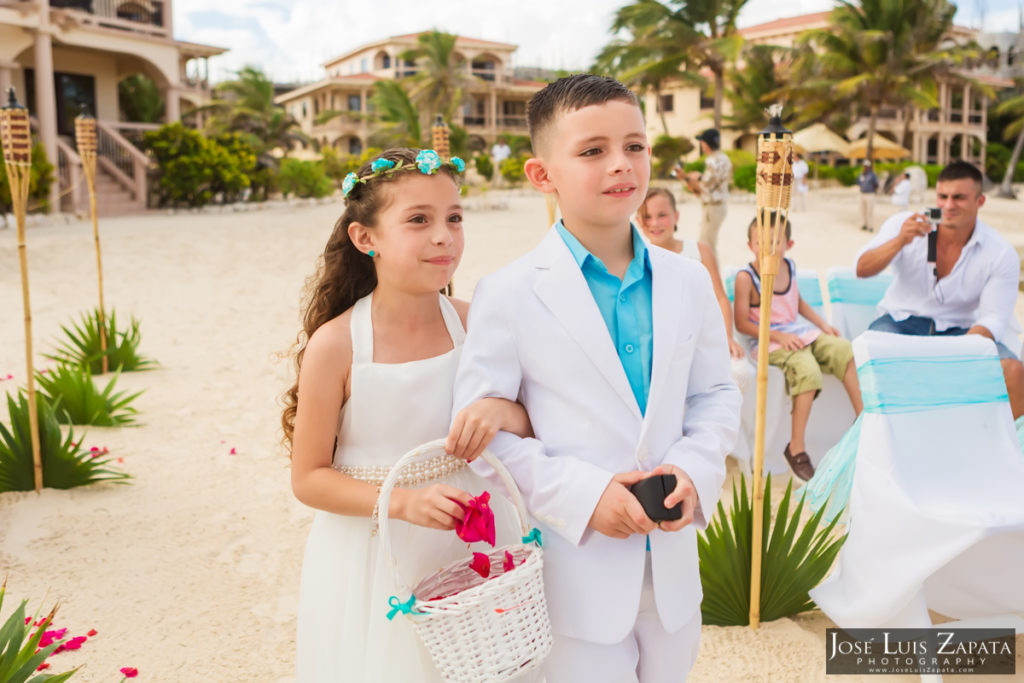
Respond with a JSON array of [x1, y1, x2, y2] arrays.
[[555, 221, 654, 415]]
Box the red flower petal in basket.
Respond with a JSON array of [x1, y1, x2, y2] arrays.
[[469, 551, 491, 578], [455, 491, 495, 546], [120, 666, 139, 678], [503, 550, 515, 572]]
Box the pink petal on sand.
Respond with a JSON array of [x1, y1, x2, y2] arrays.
[[36, 662, 50, 671], [87, 629, 97, 636], [120, 667, 139, 678], [229, 448, 237, 455], [469, 552, 491, 578], [63, 636, 87, 650]]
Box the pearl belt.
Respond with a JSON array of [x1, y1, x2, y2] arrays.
[[334, 453, 467, 487]]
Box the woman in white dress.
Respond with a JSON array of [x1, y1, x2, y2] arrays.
[[283, 148, 530, 682]]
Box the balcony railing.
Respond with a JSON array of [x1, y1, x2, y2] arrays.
[[49, 0, 168, 36]]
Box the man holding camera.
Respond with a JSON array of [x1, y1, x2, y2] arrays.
[[855, 160, 1024, 418]]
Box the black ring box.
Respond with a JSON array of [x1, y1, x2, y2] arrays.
[[629, 474, 683, 522]]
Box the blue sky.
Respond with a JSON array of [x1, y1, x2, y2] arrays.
[[173, 0, 1024, 83]]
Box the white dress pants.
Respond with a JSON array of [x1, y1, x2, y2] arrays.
[[542, 555, 702, 683]]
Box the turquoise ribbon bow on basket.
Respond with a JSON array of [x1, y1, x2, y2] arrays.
[[386, 594, 419, 621], [522, 527, 543, 547]]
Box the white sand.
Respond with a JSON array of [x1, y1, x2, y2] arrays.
[[1, 185, 1023, 681]]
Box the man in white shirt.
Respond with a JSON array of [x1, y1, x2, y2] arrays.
[[792, 153, 809, 211], [490, 137, 511, 187], [891, 171, 911, 207], [856, 160, 1024, 418]]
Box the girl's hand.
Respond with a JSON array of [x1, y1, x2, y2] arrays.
[[775, 332, 805, 351], [728, 338, 746, 359], [446, 397, 508, 462], [389, 484, 471, 530]]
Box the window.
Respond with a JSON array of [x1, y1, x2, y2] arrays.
[[25, 69, 97, 137], [699, 91, 714, 111], [349, 137, 363, 155], [656, 94, 674, 113], [302, 102, 307, 118], [313, 98, 319, 116], [360, 58, 368, 73], [348, 94, 361, 112], [382, 54, 391, 69]]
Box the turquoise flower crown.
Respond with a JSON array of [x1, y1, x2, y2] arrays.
[[342, 149, 466, 199]]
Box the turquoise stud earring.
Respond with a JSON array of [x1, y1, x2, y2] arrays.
[[368, 250, 376, 258]]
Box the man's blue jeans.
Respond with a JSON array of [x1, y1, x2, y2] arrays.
[[868, 314, 1019, 360]]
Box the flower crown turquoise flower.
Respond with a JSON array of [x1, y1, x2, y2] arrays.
[[342, 149, 466, 199]]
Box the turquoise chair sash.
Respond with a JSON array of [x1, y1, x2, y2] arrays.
[[827, 273, 892, 306]]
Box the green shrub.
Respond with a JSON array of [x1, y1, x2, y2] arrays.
[[651, 135, 695, 179], [499, 155, 527, 185], [0, 141, 55, 215], [834, 165, 861, 186], [45, 309, 155, 374], [724, 149, 756, 168], [321, 147, 384, 189], [0, 585, 77, 682], [474, 154, 494, 181], [0, 391, 131, 492], [209, 133, 257, 202], [277, 158, 333, 198], [36, 365, 141, 427], [698, 475, 846, 625], [732, 163, 757, 193], [683, 160, 705, 174]]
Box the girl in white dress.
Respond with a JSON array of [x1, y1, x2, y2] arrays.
[[283, 148, 530, 682]]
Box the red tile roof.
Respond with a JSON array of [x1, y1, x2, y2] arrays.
[[739, 11, 830, 36]]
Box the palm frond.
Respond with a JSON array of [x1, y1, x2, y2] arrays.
[[44, 309, 156, 374]]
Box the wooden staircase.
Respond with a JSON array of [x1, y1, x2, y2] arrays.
[[55, 121, 150, 216]]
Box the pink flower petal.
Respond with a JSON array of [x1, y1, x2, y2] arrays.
[[469, 551, 491, 578], [503, 550, 515, 572], [455, 491, 496, 547], [36, 662, 50, 671], [229, 447, 237, 455], [87, 629, 98, 636], [120, 666, 139, 678]]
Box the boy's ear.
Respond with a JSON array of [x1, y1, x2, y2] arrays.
[[523, 157, 555, 193], [348, 221, 375, 255]]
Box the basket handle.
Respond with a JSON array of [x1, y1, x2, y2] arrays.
[[377, 438, 534, 596]]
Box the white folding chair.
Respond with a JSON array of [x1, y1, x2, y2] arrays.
[[810, 333, 1024, 637], [826, 266, 893, 340]]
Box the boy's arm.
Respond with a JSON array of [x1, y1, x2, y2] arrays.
[[452, 277, 615, 547], [662, 273, 742, 529], [798, 297, 841, 337], [733, 272, 759, 338]]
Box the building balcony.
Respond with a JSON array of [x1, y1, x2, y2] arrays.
[[47, 0, 170, 37]]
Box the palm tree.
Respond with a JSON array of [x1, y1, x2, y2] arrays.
[[995, 77, 1024, 199], [205, 66, 307, 154], [118, 74, 165, 123], [723, 44, 795, 133], [399, 30, 476, 125], [367, 80, 423, 149], [595, 0, 749, 130], [786, 0, 976, 161]]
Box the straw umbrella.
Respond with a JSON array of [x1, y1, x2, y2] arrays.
[[1, 88, 43, 492], [792, 123, 850, 156], [845, 134, 910, 160], [75, 107, 108, 374], [750, 104, 795, 629]]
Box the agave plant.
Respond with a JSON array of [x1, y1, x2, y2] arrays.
[[698, 475, 846, 625], [0, 391, 131, 492], [0, 580, 77, 682], [36, 365, 141, 427], [45, 309, 156, 374]]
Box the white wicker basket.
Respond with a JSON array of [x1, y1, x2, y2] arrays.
[[378, 439, 553, 682]]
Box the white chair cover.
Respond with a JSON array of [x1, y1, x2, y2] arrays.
[[826, 266, 893, 341], [809, 332, 1024, 628]]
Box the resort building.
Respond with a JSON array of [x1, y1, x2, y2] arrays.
[[0, 0, 225, 213], [275, 33, 547, 155], [642, 11, 1014, 168]]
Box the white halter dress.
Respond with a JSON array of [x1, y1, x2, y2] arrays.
[[295, 292, 515, 682]]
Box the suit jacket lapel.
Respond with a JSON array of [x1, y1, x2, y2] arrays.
[[532, 229, 643, 420], [642, 248, 684, 438]]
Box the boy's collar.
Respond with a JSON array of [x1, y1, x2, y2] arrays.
[[554, 219, 648, 270]]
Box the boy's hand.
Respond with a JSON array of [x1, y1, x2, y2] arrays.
[[821, 324, 842, 338], [648, 464, 698, 532], [589, 471, 658, 539], [775, 332, 805, 351]]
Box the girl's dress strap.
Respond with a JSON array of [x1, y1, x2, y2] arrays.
[[438, 295, 466, 346], [350, 293, 374, 365]]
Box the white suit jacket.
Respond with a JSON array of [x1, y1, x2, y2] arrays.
[[453, 227, 741, 644]]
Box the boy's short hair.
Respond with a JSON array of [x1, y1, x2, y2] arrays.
[[937, 160, 983, 188], [747, 212, 792, 241], [527, 74, 639, 151]]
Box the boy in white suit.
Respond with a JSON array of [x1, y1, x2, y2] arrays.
[[451, 75, 741, 682]]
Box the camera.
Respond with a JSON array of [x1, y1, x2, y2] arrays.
[[924, 207, 943, 223]]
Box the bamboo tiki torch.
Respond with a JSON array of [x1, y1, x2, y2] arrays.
[[750, 104, 794, 629], [431, 115, 454, 296], [1, 88, 43, 492], [75, 107, 108, 374]]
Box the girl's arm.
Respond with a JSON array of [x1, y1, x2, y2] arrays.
[[447, 398, 533, 462], [797, 297, 842, 337], [290, 316, 469, 529], [698, 243, 745, 359]]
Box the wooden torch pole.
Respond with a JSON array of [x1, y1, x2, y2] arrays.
[[750, 104, 794, 629], [75, 108, 107, 374], [431, 115, 454, 297], [1, 88, 43, 492]]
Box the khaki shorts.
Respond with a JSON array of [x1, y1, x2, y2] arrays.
[[768, 334, 854, 398]]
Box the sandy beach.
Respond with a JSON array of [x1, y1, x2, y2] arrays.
[[1, 183, 1023, 682]]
